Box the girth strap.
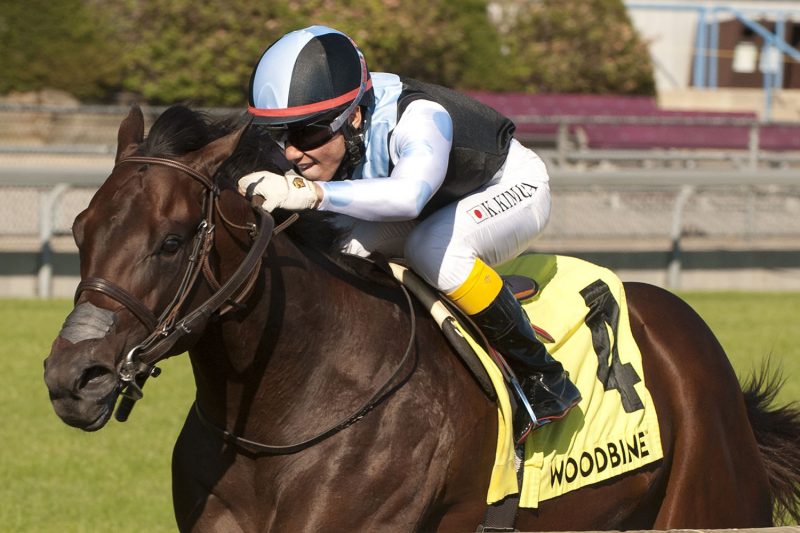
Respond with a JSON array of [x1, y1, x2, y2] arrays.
[[478, 493, 521, 532], [75, 277, 158, 331], [477, 443, 525, 532]]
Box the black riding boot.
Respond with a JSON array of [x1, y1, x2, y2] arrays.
[[472, 284, 581, 437]]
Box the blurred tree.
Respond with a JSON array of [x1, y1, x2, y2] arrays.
[[90, 0, 302, 107], [0, 0, 655, 104], [0, 0, 122, 100], [95, 0, 503, 106], [493, 0, 656, 94], [301, 0, 504, 90]]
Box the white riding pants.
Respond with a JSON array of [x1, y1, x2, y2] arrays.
[[335, 140, 551, 292]]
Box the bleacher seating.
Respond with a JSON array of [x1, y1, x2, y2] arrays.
[[468, 92, 800, 151]]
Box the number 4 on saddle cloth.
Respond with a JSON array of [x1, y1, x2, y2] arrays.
[[389, 254, 664, 509]]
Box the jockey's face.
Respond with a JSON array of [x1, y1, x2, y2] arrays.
[[284, 131, 345, 182], [284, 107, 362, 182]]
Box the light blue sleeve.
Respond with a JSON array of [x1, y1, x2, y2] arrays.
[[318, 100, 453, 221]]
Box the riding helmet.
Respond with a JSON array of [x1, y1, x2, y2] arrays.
[[248, 25, 374, 128]]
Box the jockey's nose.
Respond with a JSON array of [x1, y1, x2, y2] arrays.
[[284, 143, 303, 162]]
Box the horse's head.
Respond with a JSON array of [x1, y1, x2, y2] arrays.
[[43, 105, 270, 431]]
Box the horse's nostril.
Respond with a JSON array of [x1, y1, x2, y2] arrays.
[[77, 365, 114, 393]]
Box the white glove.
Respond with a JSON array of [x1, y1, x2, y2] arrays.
[[237, 170, 318, 212]]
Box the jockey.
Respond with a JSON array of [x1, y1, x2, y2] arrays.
[[238, 25, 581, 438]]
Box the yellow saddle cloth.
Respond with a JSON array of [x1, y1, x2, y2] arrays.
[[455, 253, 664, 508]]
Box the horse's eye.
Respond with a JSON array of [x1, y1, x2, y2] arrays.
[[161, 235, 183, 254]]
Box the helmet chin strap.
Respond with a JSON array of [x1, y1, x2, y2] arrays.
[[344, 124, 366, 166], [334, 110, 368, 179]]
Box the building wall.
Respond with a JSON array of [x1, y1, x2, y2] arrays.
[[625, 0, 800, 92], [627, 6, 698, 90]]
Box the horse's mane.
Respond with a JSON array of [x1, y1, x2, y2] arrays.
[[141, 105, 349, 256]]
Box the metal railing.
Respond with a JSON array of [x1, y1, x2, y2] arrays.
[[2, 105, 800, 295], [514, 114, 768, 170]]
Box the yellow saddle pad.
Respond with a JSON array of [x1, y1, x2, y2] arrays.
[[454, 253, 664, 508]]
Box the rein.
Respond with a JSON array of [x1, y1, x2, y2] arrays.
[[76, 154, 419, 454], [193, 262, 418, 455]]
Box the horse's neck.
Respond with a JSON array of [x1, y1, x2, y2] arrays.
[[191, 236, 406, 441]]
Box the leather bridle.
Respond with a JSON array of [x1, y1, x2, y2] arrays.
[[74, 155, 285, 419], [74, 154, 417, 453]]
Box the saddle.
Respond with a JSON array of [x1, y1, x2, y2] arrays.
[[337, 252, 542, 425], [386, 262, 540, 532], [339, 253, 664, 531], [386, 262, 541, 421]]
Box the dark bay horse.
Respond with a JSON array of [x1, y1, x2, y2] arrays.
[[44, 105, 800, 532]]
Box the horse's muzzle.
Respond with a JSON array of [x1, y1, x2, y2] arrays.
[[43, 338, 120, 431]]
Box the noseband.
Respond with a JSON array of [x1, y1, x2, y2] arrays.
[[74, 155, 287, 419]]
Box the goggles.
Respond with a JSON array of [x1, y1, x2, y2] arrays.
[[265, 117, 343, 151], [257, 43, 371, 152]]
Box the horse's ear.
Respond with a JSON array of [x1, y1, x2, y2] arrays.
[[116, 104, 145, 162], [194, 125, 247, 176]]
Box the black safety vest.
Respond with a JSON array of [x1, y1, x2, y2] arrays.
[[393, 77, 516, 218]]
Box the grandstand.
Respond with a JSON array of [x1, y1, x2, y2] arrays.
[[469, 91, 800, 151]]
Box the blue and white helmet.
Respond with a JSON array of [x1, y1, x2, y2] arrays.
[[248, 25, 373, 128]]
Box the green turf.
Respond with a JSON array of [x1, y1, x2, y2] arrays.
[[1, 300, 194, 533], [677, 292, 800, 404], [1, 294, 798, 531]]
